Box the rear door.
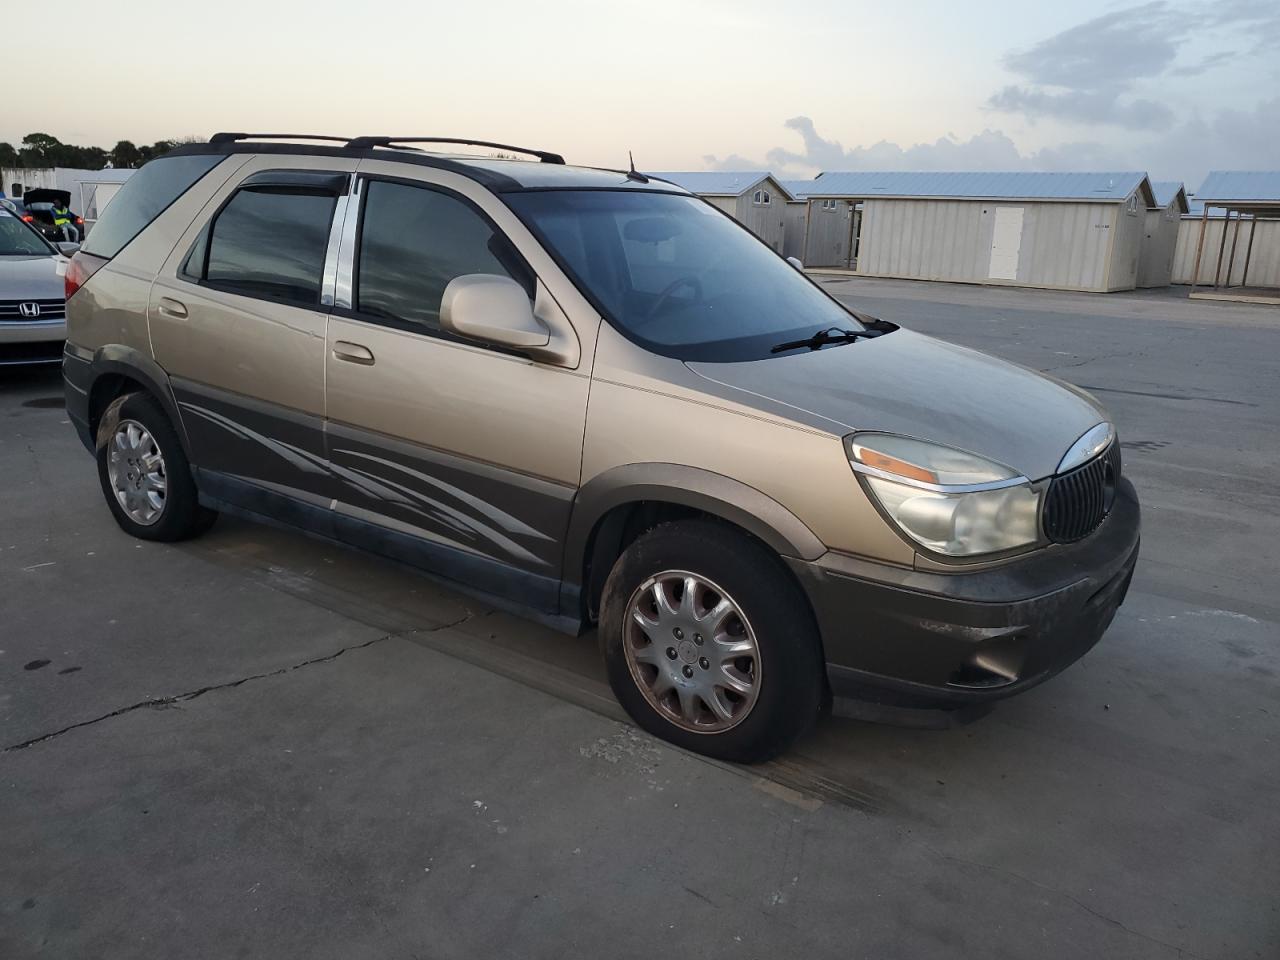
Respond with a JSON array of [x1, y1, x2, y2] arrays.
[[322, 170, 589, 611], [150, 157, 357, 508]]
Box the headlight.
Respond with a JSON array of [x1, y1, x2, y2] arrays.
[[848, 434, 1041, 557]]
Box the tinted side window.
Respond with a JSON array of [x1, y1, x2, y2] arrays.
[[82, 154, 223, 259], [356, 180, 530, 331], [202, 189, 337, 306]]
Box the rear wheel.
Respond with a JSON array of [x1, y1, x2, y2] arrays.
[[601, 520, 824, 763], [96, 393, 215, 542]]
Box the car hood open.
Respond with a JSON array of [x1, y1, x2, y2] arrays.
[[686, 329, 1107, 482]]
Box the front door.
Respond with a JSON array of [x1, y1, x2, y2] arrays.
[[323, 174, 589, 610]]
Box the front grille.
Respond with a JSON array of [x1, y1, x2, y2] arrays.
[[0, 298, 65, 322], [1043, 442, 1121, 543]]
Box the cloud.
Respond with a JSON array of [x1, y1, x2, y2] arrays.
[[988, 88, 1174, 130], [703, 4, 1280, 187], [704, 116, 1118, 178], [989, 1, 1280, 127]]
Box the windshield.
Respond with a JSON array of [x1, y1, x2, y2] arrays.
[[0, 212, 53, 256], [505, 190, 862, 362]]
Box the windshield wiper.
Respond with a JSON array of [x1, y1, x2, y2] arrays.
[[770, 326, 881, 354]]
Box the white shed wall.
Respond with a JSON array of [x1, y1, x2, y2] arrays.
[[1137, 204, 1180, 287], [729, 176, 788, 253], [1108, 194, 1145, 291], [703, 196, 737, 216], [782, 202, 807, 260], [1172, 217, 1280, 287], [803, 199, 855, 267], [855, 198, 1126, 292]]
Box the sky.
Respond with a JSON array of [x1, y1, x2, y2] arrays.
[[9, 0, 1279, 188]]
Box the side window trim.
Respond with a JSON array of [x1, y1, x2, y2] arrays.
[[334, 173, 537, 347], [320, 174, 355, 307], [176, 167, 349, 312]]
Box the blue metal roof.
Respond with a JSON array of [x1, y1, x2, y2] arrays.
[[1195, 171, 1280, 203], [781, 179, 818, 199], [649, 171, 791, 198], [1150, 181, 1187, 210], [1185, 198, 1226, 218], [789, 170, 1150, 202]]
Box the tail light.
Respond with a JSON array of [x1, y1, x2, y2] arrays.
[[75, 216, 84, 225], [21, 214, 34, 223], [65, 251, 107, 300]]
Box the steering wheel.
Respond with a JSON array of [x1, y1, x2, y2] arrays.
[[646, 276, 703, 322]]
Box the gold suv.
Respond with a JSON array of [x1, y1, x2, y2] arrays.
[[63, 135, 1140, 761]]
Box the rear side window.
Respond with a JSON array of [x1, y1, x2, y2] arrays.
[[354, 180, 531, 331], [81, 154, 223, 259], [190, 188, 337, 307]]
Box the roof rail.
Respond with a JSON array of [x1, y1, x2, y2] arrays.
[[209, 132, 355, 145], [344, 136, 565, 165]]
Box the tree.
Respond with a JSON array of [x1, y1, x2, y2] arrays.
[[0, 142, 18, 166], [110, 140, 140, 168], [20, 132, 62, 165]]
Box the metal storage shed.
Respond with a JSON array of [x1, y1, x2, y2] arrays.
[[793, 171, 1157, 293], [1186, 172, 1280, 304], [1137, 181, 1188, 288], [650, 172, 794, 253]]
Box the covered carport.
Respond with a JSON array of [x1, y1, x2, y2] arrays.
[[1188, 171, 1280, 304]]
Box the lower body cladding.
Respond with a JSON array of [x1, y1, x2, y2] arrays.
[[791, 478, 1140, 710]]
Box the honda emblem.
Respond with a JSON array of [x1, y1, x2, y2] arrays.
[[18, 302, 41, 318]]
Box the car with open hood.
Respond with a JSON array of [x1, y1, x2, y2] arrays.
[[61, 135, 1140, 761]]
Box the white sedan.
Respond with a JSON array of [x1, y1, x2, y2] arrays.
[[0, 206, 75, 365]]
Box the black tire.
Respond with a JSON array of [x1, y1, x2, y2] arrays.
[[96, 392, 216, 542], [600, 519, 824, 763]]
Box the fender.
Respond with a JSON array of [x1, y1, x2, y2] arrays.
[[563, 462, 828, 591], [85, 344, 192, 457]]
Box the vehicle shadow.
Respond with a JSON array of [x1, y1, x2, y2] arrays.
[[182, 508, 1141, 826], [0, 364, 64, 401]]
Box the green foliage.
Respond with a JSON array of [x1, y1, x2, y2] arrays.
[[2, 133, 203, 170]]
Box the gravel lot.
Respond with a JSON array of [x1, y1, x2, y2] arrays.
[[2, 279, 1277, 959]]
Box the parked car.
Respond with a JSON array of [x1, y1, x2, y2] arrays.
[[0, 206, 73, 365], [18, 189, 84, 242], [62, 135, 1140, 761]]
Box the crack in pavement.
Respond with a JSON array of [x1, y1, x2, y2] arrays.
[[1037, 349, 1141, 374], [920, 843, 1210, 960], [2, 615, 471, 754]]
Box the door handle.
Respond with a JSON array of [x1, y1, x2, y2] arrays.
[[333, 341, 375, 365], [157, 297, 188, 319]]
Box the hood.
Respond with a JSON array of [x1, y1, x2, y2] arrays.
[[687, 329, 1107, 481], [0, 255, 66, 299]]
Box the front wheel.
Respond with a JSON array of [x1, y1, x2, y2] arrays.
[[600, 520, 824, 763]]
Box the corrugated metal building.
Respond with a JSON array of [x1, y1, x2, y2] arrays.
[[792, 171, 1157, 293], [1170, 199, 1280, 285], [1176, 171, 1280, 299], [651, 171, 795, 253], [1137, 181, 1188, 288]]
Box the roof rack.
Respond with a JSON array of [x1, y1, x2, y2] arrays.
[[209, 132, 355, 145], [344, 136, 565, 165]]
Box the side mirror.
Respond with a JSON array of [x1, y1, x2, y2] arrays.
[[440, 274, 549, 351], [786, 256, 804, 271], [57, 241, 81, 256]]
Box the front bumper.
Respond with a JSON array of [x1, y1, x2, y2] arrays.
[[789, 477, 1140, 707], [0, 319, 66, 364]]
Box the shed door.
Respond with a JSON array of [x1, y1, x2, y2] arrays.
[[988, 206, 1024, 280]]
